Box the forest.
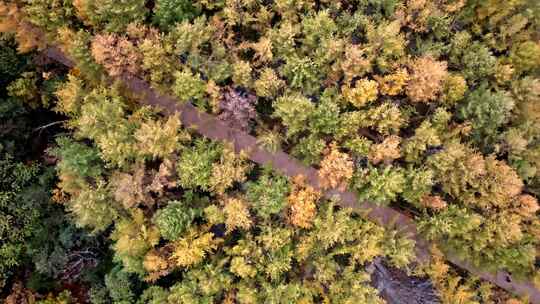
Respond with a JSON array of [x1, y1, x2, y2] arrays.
[[0, 0, 539, 303]]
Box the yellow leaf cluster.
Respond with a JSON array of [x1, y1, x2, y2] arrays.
[[342, 79, 379, 108], [135, 114, 187, 159], [318, 143, 354, 190], [223, 197, 252, 233], [495, 63, 515, 84], [476, 157, 523, 210], [232, 60, 253, 87], [423, 246, 480, 304], [55, 74, 85, 117], [139, 37, 175, 86], [111, 209, 160, 273], [376, 68, 409, 96], [72, 0, 89, 24], [143, 250, 168, 273], [287, 176, 320, 229], [254, 68, 284, 98], [441, 73, 467, 105], [142, 249, 172, 282], [113, 210, 160, 256], [171, 229, 219, 268], [230, 256, 257, 279], [209, 148, 251, 195], [430, 142, 524, 210], [402, 0, 438, 33], [251, 36, 273, 63]]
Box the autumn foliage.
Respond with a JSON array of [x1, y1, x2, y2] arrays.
[[1, 0, 540, 302]]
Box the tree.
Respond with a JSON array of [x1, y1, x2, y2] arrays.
[[153, 200, 199, 241], [245, 168, 290, 220], [406, 56, 448, 103], [287, 176, 320, 229], [152, 0, 201, 31], [318, 143, 354, 190], [74, 0, 147, 32], [458, 84, 514, 149]]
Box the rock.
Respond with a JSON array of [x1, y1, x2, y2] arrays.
[[369, 258, 440, 304]]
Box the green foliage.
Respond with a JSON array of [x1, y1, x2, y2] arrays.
[[402, 119, 441, 163], [353, 165, 406, 204], [273, 93, 315, 137], [52, 137, 103, 180], [291, 134, 326, 165], [426, 142, 485, 207], [0, 154, 42, 288], [441, 73, 467, 105], [0, 37, 27, 90], [73, 87, 140, 167], [7, 72, 40, 108], [459, 42, 496, 82], [344, 137, 372, 158], [458, 84, 514, 148], [172, 69, 207, 105], [308, 90, 341, 135], [69, 181, 118, 233], [245, 168, 290, 220], [9, 0, 540, 299], [152, 0, 201, 31], [167, 263, 232, 303], [509, 41, 540, 74], [144, 201, 412, 302], [0, 97, 29, 155], [280, 55, 321, 95], [153, 200, 199, 241], [104, 265, 137, 304], [139, 38, 177, 88], [254, 68, 284, 98], [356, 103, 405, 135], [134, 114, 188, 160], [88, 284, 110, 304], [62, 30, 104, 82], [177, 139, 223, 191], [419, 206, 537, 277], [402, 167, 434, 207], [78, 0, 148, 32], [301, 10, 337, 49], [27, 209, 97, 280], [137, 286, 169, 304], [23, 0, 74, 34], [169, 16, 213, 55]]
